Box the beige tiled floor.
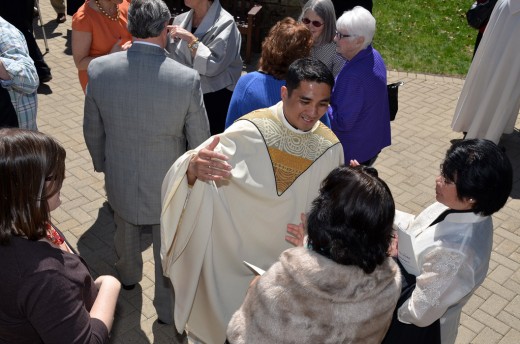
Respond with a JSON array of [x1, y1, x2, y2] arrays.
[[33, 1, 520, 343]]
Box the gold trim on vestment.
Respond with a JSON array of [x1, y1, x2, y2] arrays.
[[239, 105, 339, 195]]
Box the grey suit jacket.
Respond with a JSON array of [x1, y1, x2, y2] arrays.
[[84, 42, 210, 224]]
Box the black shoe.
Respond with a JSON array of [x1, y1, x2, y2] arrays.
[[122, 284, 136, 290], [56, 13, 66, 23], [157, 319, 167, 325], [39, 74, 53, 83]]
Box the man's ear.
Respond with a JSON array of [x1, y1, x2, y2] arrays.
[[281, 85, 288, 101]]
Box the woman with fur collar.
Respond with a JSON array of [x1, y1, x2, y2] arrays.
[[226, 166, 401, 344]]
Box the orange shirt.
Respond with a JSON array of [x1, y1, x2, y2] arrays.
[[72, 0, 132, 92]]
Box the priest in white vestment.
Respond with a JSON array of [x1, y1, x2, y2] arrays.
[[451, 0, 520, 143], [160, 58, 344, 344]]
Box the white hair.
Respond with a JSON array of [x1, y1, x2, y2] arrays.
[[336, 6, 376, 49]]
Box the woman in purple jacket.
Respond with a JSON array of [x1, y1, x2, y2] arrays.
[[328, 6, 391, 165]]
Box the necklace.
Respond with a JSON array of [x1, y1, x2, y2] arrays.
[[95, 0, 120, 22], [46, 223, 65, 246]]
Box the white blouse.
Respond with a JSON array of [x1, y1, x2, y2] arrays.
[[396, 202, 493, 344]]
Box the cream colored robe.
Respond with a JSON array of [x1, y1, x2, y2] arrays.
[[451, 0, 520, 143], [161, 102, 344, 344]]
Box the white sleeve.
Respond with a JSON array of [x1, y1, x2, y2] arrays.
[[397, 246, 475, 326]]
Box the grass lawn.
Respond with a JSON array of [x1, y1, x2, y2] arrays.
[[373, 0, 477, 77]]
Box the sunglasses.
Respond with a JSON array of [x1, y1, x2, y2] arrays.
[[302, 17, 324, 28]]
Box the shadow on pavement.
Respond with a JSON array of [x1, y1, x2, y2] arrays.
[[501, 130, 520, 199]]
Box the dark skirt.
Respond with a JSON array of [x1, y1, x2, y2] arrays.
[[381, 258, 441, 344], [203, 88, 233, 135]]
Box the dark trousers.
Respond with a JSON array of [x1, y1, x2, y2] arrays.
[[381, 258, 441, 344], [203, 88, 233, 135], [0, 87, 18, 128], [0, 0, 52, 79], [473, 31, 484, 58]]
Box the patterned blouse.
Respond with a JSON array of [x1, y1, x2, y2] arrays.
[[311, 42, 345, 77]]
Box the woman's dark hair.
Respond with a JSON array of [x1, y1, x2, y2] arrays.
[[0, 128, 66, 244], [307, 165, 395, 273], [258, 17, 313, 80], [441, 139, 512, 216]]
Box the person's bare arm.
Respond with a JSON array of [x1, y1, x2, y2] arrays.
[[72, 31, 129, 71], [0, 60, 10, 80], [72, 30, 95, 70], [90, 275, 121, 332]]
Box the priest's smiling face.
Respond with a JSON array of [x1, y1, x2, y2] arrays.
[[281, 81, 331, 132]]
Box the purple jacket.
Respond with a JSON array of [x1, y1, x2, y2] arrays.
[[328, 45, 391, 163]]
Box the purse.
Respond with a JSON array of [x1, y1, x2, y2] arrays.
[[388, 81, 403, 121], [466, 0, 498, 29]]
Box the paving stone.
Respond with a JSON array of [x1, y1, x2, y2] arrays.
[[455, 325, 477, 344], [471, 327, 503, 344], [480, 294, 509, 317], [499, 329, 520, 344]]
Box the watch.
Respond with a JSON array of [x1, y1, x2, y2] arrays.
[[188, 38, 200, 51]]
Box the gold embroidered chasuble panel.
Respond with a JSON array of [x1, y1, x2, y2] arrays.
[[239, 108, 339, 196]]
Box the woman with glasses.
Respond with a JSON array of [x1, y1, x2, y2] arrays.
[[299, 0, 344, 77], [382, 139, 512, 344], [328, 6, 391, 165]]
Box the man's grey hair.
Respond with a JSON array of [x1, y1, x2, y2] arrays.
[[128, 0, 171, 38]]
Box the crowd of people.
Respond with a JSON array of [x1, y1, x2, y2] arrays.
[[0, 0, 518, 344]]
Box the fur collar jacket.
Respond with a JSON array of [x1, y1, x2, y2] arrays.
[[227, 247, 401, 344]]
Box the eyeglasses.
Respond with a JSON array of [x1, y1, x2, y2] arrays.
[[302, 17, 324, 28], [335, 31, 355, 39]]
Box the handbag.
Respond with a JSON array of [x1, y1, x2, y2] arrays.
[[387, 81, 403, 121], [466, 0, 498, 29]]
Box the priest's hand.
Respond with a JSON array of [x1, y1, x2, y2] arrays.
[[388, 231, 398, 257], [285, 212, 307, 247], [187, 136, 232, 185], [349, 159, 360, 167]]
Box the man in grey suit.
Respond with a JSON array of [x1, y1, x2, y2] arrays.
[[83, 0, 210, 324]]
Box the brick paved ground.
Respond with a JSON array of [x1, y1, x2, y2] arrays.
[[32, 1, 520, 343]]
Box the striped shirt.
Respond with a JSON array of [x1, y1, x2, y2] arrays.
[[311, 42, 345, 77], [0, 16, 38, 130]]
